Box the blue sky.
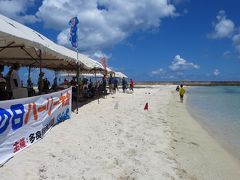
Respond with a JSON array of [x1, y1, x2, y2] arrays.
[[0, 0, 240, 82]]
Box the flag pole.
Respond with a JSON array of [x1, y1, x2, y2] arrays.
[[69, 16, 79, 114], [76, 48, 80, 114]]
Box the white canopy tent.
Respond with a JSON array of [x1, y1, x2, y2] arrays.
[[87, 60, 115, 75], [0, 14, 103, 72], [114, 71, 128, 78], [106, 67, 115, 75]]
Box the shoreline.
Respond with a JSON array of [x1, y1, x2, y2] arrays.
[[168, 89, 240, 179], [186, 87, 240, 162]]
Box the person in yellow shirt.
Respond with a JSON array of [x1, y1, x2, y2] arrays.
[[179, 84, 185, 103]]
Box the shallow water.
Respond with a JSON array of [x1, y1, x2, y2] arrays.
[[187, 86, 240, 159]]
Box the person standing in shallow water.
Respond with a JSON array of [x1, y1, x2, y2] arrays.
[[179, 84, 185, 103], [176, 85, 180, 92]]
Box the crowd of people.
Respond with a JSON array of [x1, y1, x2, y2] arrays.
[[0, 63, 134, 101], [68, 74, 134, 99], [0, 64, 21, 100], [0, 64, 60, 100]]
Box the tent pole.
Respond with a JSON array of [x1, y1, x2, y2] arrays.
[[39, 50, 42, 95], [55, 70, 57, 78], [28, 66, 31, 81], [76, 64, 80, 114]]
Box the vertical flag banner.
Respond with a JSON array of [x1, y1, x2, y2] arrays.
[[101, 56, 107, 70], [69, 17, 79, 48]]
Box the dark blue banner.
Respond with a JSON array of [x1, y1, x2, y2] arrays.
[[69, 17, 79, 48]]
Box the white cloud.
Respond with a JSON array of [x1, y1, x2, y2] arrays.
[[232, 33, 240, 53], [208, 10, 235, 39], [149, 68, 178, 79], [213, 69, 220, 76], [168, 75, 176, 79], [92, 50, 111, 59], [169, 55, 199, 71], [35, 0, 177, 52], [150, 55, 199, 79], [208, 11, 240, 56], [151, 68, 165, 75], [223, 50, 231, 57], [88, 50, 112, 63], [0, 0, 38, 24], [176, 71, 184, 76]]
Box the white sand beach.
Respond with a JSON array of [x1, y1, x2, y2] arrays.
[[1, 85, 240, 180], [0, 86, 178, 180]]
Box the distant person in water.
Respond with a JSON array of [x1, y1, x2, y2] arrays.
[[179, 84, 185, 103], [176, 85, 180, 92]]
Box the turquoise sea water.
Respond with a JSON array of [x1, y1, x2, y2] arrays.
[[187, 86, 240, 159]]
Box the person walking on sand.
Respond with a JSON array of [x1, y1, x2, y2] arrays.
[[130, 78, 134, 91], [113, 77, 118, 93], [122, 77, 127, 93], [179, 84, 185, 103], [108, 74, 114, 94]]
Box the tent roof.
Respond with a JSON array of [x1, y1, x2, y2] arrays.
[[114, 72, 128, 78], [0, 14, 103, 72]]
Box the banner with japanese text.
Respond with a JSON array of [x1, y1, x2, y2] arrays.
[[0, 87, 72, 166]]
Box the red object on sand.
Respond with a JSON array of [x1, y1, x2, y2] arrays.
[[144, 103, 148, 110]]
